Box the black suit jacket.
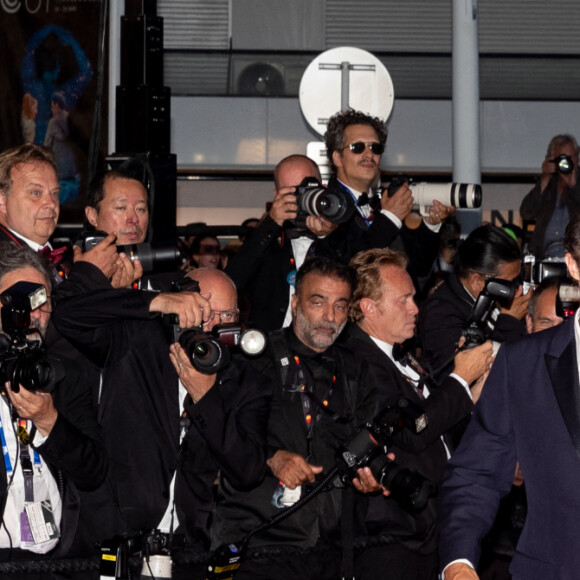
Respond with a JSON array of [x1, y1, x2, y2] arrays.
[[52, 262, 271, 550], [341, 323, 474, 555]]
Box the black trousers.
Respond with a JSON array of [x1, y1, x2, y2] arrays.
[[355, 543, 438, 580]]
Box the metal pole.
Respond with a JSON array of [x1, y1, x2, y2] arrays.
[[341, 61, 350, 111], [452, 0, 481, 232], [108, 0, 124, 155]]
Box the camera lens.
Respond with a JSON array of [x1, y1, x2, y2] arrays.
[[178, 329, 230, 374], [556, 154, 574, 175]]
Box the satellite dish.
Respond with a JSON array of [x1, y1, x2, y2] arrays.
[[299, 46, 394, 137], [238, 62, 285, 96]]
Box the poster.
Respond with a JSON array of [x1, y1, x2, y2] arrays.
[[0, 0, 106, 222]]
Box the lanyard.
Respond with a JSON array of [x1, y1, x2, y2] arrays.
[[0, 413, 41, 475]]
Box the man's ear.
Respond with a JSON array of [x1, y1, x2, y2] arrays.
[[565, 252, 580, 282], [332, 149, 343, 170], [525, 313, 533, 334], [85, 206, 98, 228], [359, 297, 375, 319], [291, 292, 298, 316], [467, 272, 486, 297], [0, 190, 7, 217]]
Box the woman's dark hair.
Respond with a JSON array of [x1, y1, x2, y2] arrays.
[[455, 223, 521, 279]]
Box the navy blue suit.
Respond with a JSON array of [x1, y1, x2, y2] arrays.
[[439, 317, 580, 580]]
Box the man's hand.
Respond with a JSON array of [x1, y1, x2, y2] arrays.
[[73, 233, 119, 279], [269, 187, 299, 226], [453, 340, 494, 386], [169, 343, 216, 403], [423, 200, 455, 226], [149, 291, 211, 328], [110, 253, 144, 288], [444, 562, 479, 579], [381, 182, 414, 221], [500, 286, 530, 320], [267, 450, 323, 489], [7, 383, 57, 438], [305, 215, 338, 237], [469, 369, 489, 404], [352, 452, 395, 496]]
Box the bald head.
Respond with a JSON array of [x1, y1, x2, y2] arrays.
[[274, 154, 321, 190], [187, 268, 238, 331]]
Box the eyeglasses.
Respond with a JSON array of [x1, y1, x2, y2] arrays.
[[208, 309, 239, 324], [342, 142, 385, 155]]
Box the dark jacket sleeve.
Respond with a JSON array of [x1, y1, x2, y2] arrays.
[[184, 357, 271, 490], [52, 262, 159, 367], [438, 345, 516, 571], [519, 180, 546, 220], [34, 354, 107, 492]]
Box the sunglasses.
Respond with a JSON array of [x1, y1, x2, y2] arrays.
[[343, 142, 385, 155]]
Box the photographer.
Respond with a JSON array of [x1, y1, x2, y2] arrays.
[[226, 154, 341, 332], [0, 243, 106, 568], [212, 257, 381, 580], [82, 164, 184, 290], [324, 109, 453, 282], [51, 261, 270, 573], [419, 224, 528, 379], [341, 248, 492, 580], [520, 134, 580, 259]]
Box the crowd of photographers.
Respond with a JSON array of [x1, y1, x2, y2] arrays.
[[0, 112, 578, 580]]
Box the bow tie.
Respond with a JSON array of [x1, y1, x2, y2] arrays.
[[357, 193, 371, 207], [39, 245, 67, 265], [283, 228, 317, 242]]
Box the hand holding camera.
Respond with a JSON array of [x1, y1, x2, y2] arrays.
[[169, 342, 217, 403], [382, 179, 414, 221], [541, 153, 577, 191], [269, 186, 299, 227], [74, 231, 120, 279]]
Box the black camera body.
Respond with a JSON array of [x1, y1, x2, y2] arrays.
[[553, 153, 575, 175], [462, 278, 517, 349], [170, 278, 266, 375], [289, 177, 355, 229], [336, 398, 433, 512], [0, 282, 61, 393], [79, 230, 183, 273]]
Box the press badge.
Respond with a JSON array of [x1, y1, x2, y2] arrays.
[[21, 500, 59, 546]]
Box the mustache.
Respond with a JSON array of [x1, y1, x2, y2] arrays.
[[314, 322, 339, 332]]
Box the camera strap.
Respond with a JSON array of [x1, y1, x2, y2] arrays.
[[269, 331, 350, 436]]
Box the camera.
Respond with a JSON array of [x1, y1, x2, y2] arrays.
[[0, 282, 62, 393], [553, 153, 575, 175], [170, 278, 266, 375], [289, 177, 355, 228], [79, 230, 183, 273], [387, 174, 482, 216], [522, 255, 567, 294], [336, 398, 433, 512], [462, 278, 517, 349], [174, 323, 266, 375]]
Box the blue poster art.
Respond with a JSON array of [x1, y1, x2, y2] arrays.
[[0, 0, 105, 217], [21, 24, 93, 202]]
